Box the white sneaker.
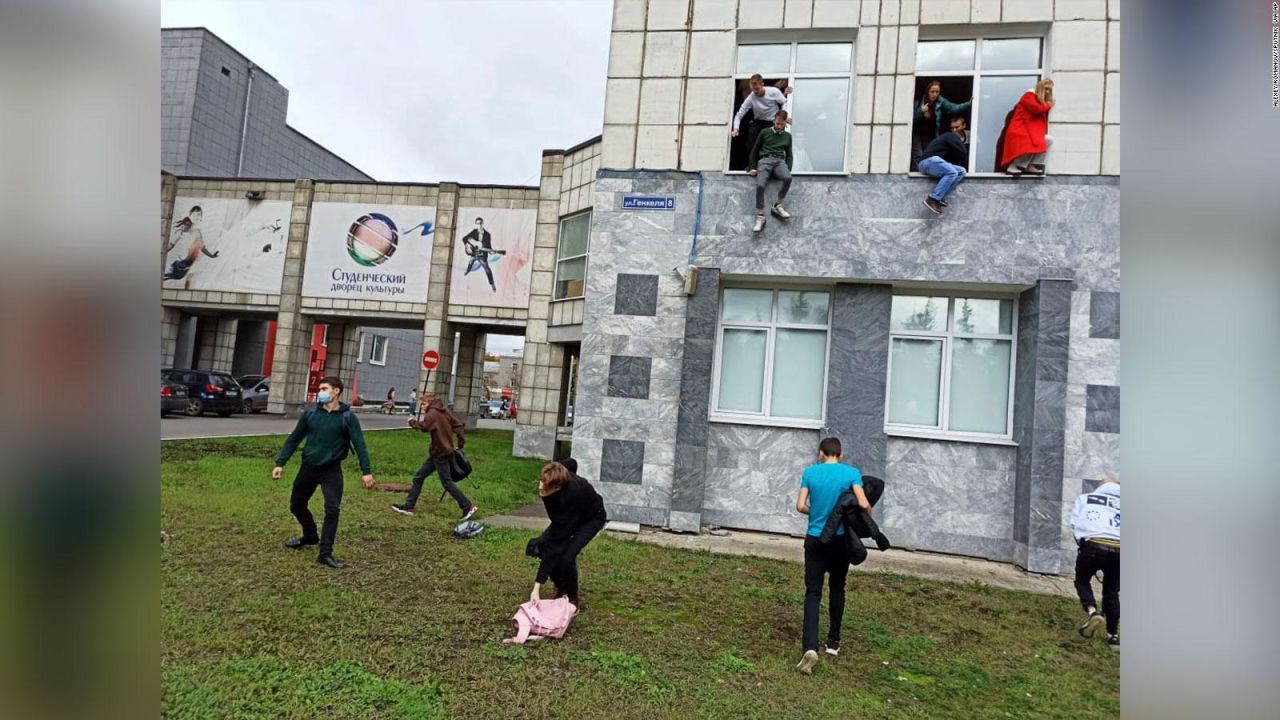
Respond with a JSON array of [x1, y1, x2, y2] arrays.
[[752, 216, 765, 233], [795, 649, 819, 674], [770, 204, 791, 219]]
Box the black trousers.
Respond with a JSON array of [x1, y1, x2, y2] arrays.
[[1074, 542, 1120, 635], [803, 535, 851, 652], [289, 462, 343, 557], [405, 453, 470, 511], [549, 513, 608, 603]]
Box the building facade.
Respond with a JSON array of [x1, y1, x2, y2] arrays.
[[541, 0, 1120, 575], [162, 27, 372, 181]]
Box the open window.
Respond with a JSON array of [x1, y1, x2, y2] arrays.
[[728, 41, 853, 174], [913, 37, 1044, 173]]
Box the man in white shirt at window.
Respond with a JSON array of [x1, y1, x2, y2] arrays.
[[1070, 478, 1120, 650], [731, 74, 793, 165]]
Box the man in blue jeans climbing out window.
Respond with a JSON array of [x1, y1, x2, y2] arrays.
[[919, 115, 970, 215]]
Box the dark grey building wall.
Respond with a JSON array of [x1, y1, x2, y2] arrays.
[[353, 327, 423, 405], [161, 28, 372, 181]]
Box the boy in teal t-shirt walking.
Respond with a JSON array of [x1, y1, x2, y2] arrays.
[[795, 437, 869, 674]]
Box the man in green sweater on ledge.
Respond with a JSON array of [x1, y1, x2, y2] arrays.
[[749, 110, 794, 233], [272, 376, 374, 569]]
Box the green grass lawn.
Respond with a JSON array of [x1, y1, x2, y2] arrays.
[[162, 429, 1119, 720]]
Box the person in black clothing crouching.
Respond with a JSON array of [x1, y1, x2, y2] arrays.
[[918, 115, 971, 215], [526, 459, 607, 605]]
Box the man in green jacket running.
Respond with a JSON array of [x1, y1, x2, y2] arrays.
[[749, 111, 794, 233], [272, 376, 374, 569]]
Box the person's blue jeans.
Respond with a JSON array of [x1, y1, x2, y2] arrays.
[[918, 155, 966, 201]]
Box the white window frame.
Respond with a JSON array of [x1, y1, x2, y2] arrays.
[[552, 210, 592, 301], [709, 285, 833, 429], [910, 31, 1047, 177], [356, 332, 364, 363], [728, 33, 856, 176], [884, 292, 1019, 444], [320, 324, 328, 347], [369, 334, 388, 367]]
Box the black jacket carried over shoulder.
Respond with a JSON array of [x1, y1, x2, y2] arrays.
[[526, 474, 607, 582], [819, 475, 891, 566]]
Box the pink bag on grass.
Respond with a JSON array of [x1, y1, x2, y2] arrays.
[[502, 597, 578, 644]]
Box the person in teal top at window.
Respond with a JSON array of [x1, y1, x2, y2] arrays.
[[794, 437, 869, 675]]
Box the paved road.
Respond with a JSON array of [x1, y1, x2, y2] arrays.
[[162, 413, 516, 440]]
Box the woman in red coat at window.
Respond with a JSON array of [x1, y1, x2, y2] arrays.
[[1000, 78, 1055, 176]]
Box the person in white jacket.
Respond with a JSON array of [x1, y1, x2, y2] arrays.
[[1070, 478, 1120, 649]]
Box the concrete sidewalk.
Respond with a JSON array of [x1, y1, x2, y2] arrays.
[[486, 505, 1077, 598]]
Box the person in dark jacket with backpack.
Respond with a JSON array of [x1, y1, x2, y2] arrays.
[[527, 460, 607, 605], [272, 376, 373, 570], [394, 394, 476, 520]]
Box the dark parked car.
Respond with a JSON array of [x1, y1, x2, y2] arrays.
[[242, 377, 271, 413], [161, 369, 243, 417], [161, 379, 188, 417]]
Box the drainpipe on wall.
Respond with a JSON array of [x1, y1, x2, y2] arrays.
[[674, 0, 695, 164], [235, 63, 256, 177]]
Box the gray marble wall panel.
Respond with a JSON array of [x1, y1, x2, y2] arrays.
[[883, 437, 1018, 556], [614, 273, 659, 316], [701, 423, 819, 535], [607, 355, 651, 399], [1085, 384, 1120, 434], [825, 284, 892, 478], [1089, 291, 1120, 339], [601, 439, 645, 485]]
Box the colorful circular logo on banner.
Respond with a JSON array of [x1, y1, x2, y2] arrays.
[[346, 213, 399, 266]]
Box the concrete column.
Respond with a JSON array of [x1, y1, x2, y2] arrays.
[[161, 306, 181, 368], [268, 179, 316, 416], [210, 317, 239, 373], [417, 183, 460, 400], [514, 151, 567, 459], [198, 318, 218, 370], [824, 284, 892, 479], [669, 268, 721, 532], [450, 327, 484, 429]]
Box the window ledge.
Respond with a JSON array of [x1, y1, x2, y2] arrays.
[[550, 296, 584, 304], [885, 427, 1018, 446], [726, 170, 849, 177], [906, 172, 1044, 179], [708, 413, 825, 431]]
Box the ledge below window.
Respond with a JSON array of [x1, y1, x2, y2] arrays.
[[708, 413, 825, 431], [885, 426, 1018, 447]]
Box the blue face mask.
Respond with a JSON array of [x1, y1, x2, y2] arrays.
[[317, 391, 333, 404]]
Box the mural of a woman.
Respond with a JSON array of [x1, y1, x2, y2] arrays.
[[164, 206, 220, 285]]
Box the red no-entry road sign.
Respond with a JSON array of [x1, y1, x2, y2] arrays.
[[422, 350, 441, 370]]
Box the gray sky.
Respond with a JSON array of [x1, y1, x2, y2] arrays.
[[161, 0, 611, 186]]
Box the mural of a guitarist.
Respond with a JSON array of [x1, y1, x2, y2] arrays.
[[460, 216, 506, 292]]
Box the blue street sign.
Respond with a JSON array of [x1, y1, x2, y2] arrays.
[[621, 195, 676, 211]]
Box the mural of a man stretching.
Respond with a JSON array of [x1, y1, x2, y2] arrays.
[[461, 216, 506, 292]]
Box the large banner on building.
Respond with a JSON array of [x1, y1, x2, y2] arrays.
[[162, 197, 291, 294], [302, 202, 437, 303], [449, 207, 536, 309]]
